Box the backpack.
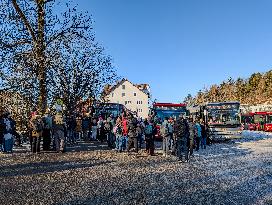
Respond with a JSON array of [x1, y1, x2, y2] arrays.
[[168, 123, 173, 134], [3, 118, 12, 133], [174, 119, 186, 138], [132, 118, 138, 126], [114, 125, 122, 135], [55, 114, 64, 125], [43, 117, 52, 129], [145, 124, 153, 135], [160, 122, 169, 137], [195, 124, 202, 138], [32, 118, 43, 132], [188, 122, 195, 139], [105, 123, 111, 132]]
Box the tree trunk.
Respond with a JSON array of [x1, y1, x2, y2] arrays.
[[36, 0, 47, 114]]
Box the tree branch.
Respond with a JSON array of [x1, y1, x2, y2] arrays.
[[11, 0, 37, 43]]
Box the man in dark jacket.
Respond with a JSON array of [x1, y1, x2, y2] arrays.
[[126, 114, 138, 153], [0, 112, 5, 152], [82, 115, 90, 141], [42, 112, 52, 151], [144, 118, 157, 156], [188, 117, 196, 157], [67, 116, 77, 145], [200, 122, 207, 149], [174, 115, 189, 162]]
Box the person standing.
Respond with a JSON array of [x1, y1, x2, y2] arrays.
[[144, 119, 156, 156], [206, 125, 212, 146], [0, 112, 4, 152], [42, 111, 52, 151], [91, 118, 98, 141], [2, 112, 15, 153], [82, 115, 90, 141], [114, 117, 123, 152], [136, 123, 143, 150], [29, 112, 43, 154], [97, 117, 105, 142], [161, 117, 170, 157], [53, 111, 66, 153], [168, 117, 174, 151], [200, 122, 207, 149], [188, 118, 196, 158], [104, 119, 112, 148], [195, 120, 202, 151], [127, 114, 138, 153], [122, 115, 128, 151], [67, 115, 76, 145], [75, 115, 83, 142], [107, 115, 115, 148], [174, 115, 189, 162]]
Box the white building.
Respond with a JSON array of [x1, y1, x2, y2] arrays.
[[103, 79, 150, 118], [240, 104, 272, 113]]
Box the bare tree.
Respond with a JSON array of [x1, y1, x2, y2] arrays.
[[0, 0, 99, 114], [47, 38, 117, 115]]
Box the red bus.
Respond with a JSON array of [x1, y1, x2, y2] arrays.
[[243, 111, 272, 132], [264, 112, 272, 132]]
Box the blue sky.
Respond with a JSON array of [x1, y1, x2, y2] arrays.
[[75, 0, 272, 103]]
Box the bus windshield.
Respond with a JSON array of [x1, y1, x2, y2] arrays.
[[241, 115, 254, 124], [154, 106, 187, 123], [266, 115, 272, 124], [254, 114, 265, 124], [95, 103, 125, 118], [207, 103, 240, 125]]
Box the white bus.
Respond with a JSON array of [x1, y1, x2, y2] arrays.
[[204, 101, 241, 140]]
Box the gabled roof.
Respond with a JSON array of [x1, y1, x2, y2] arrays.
[[103, 78, 150, 97]]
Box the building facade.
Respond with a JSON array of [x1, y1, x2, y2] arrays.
[[103, 79, 150, 118], [240, 104, 272, 114]]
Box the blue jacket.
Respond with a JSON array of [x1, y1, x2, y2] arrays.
[[195, 123, 202, 138]]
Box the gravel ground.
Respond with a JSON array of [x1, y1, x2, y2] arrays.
[[0, 133, 271, 205]]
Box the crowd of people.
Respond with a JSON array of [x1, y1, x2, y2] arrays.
[[0, 108, 212, 162]]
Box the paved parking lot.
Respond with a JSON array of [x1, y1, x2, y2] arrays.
[[0, 134, 271, 205]]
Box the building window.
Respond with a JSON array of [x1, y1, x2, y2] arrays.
[[122, 93, 125, 97], [122, 85, 125, 90], [125, 101, 127, 105], [112, 93, 114, 97], [134, 93, 137, 96]]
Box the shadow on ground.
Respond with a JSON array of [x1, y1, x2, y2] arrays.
[[0, 159, 116, 177]]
